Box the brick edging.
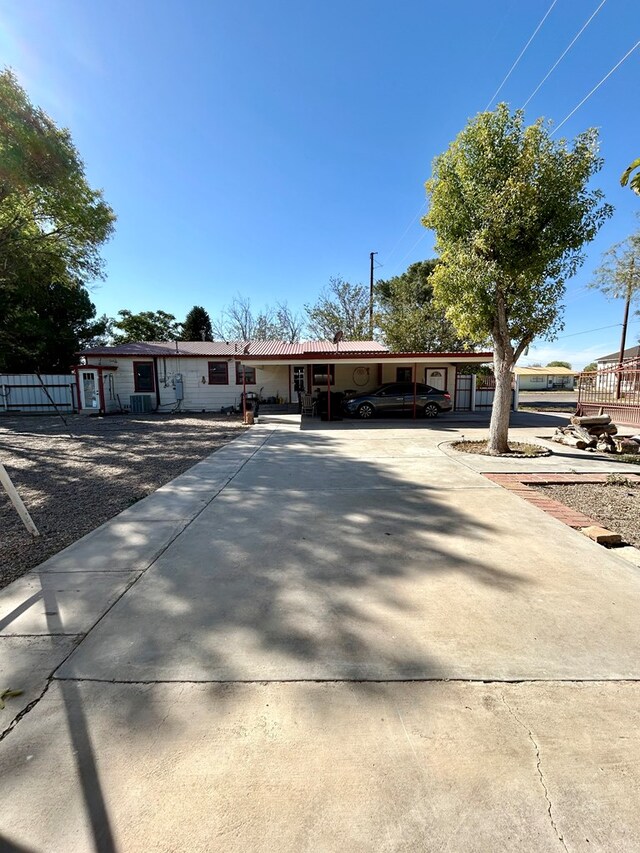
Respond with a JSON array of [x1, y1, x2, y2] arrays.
[[484, 473, 640, 529]]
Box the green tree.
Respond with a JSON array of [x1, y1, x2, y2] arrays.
[[376, 260, 474, 352], [0, 69, 115, 370], [111, 309, 182, 343], [621, 157, 640, 196], [182, 305, 213, 341], [582, 361, 597, 372], [305, 276, 369, 340], [424, 104, 611, 454], [546, 360, 572, 369]]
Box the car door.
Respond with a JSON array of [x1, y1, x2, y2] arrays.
[[375, 384, 406, 413], [402, 382, 429, 412]]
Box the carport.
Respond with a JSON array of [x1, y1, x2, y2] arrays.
[[241, 349, 494, 416]]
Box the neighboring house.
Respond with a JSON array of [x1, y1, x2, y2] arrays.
[[514, 366, 577, 390], [74, 340, 492, 414], [595, 345, 640, 369]]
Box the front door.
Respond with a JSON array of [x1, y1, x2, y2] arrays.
[[425, 368, 446, 391], [293, 365, 306, 395], [81, 371, 98, 409]]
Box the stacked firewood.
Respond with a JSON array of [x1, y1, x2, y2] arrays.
[[551, 414, 640, 454]]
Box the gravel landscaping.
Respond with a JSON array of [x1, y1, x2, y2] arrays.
[[533, 480, 640, 549], [0, 413, 246, 589]]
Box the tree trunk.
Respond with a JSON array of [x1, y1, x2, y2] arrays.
[[488, 315, 514, 454]]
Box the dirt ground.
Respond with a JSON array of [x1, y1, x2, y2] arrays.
[[0, 413, 246, 589], [534, 481, 640, 549]]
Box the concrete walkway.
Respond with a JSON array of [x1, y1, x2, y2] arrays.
[[1, 414, 640, 851]]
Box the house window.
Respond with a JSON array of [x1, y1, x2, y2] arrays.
[[293, 366, 306, 393], [133, 362, 155, 392], [396, 367, 412, 382], [312, 364, 335, 385], [208, 361, 229, 385], [530, 376, 545, 383], [236, 363, 256, 385]]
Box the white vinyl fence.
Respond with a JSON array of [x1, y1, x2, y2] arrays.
[[0, 374, 78, 414]]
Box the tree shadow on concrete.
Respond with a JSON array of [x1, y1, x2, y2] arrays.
[[0, 425, 528, 851]]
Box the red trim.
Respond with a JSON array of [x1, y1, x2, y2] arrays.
[[208, 361, 229, 385], [453, 365, 458, 410], [81, 364, 118, 370], [133, 361, 156, 393], [98, 370, 106, 413], [81, 349, 493, 362]]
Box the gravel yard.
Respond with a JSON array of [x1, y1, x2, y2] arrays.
[[0, 413, 246, 589], [534, 481, 640, 549]]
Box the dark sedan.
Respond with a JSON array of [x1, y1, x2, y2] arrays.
[[342, 382, 452, 419]]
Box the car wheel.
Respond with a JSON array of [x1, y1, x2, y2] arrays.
[[358, 403, 375, 419], [423, 402, 439, 418]]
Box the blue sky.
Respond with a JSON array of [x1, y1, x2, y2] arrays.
[[1, 0, 639, 367]]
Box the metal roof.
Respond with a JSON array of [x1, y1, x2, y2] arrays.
[[596, 345, 640, 363], [79, 339, 390, 357], [514, 366, 577, 376], [78, 340, 493, 362]]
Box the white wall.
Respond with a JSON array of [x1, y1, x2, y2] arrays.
[[90, 356, 291, 411]]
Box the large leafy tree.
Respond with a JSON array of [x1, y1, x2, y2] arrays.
[[424, 104, 611, 453], [0, 68, 115, 370], [111, 309, 182, 343], [182, 305, 213, 341], [305, 276, 369, 340], [546, 360, 572, 369], [376, 260, 473, 352], [621, 157, 640, 196]]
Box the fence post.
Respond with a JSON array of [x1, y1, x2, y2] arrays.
[[513, 375, 520, 411], [470, 374, 477, 412]]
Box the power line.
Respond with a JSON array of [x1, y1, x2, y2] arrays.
[[552, 38, 640, 135], [556, 322, 622, 340], [521, 0, 607, 109], [381, 200, 427, 266], [484, 0, 558, 111], [389, 231, 429, 276]]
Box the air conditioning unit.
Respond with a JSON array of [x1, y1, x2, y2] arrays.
[[129, 394, 153, 413]]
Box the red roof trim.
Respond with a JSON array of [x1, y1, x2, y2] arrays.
[[79, 350, 492, 362]]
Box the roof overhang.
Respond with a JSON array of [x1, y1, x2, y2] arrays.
[[242, 352, 493, 367]]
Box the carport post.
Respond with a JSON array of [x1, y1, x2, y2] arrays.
[[327, 364, 331, 421], [413, 363, 417, 419]]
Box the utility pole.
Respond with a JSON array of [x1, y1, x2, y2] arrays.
[[615, 256, 634, 400], [369, 251, 377, 338]]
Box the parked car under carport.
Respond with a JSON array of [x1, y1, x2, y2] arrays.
[[342, 383, 452, 419]]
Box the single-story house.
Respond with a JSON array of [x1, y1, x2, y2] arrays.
[[74, 340, 493, 414], [595, 345, 640, 369], [514, 365, 577, 390]]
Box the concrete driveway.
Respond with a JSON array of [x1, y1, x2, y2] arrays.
[[1, 414, 640, 851]]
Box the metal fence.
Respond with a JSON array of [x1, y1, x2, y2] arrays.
[[0, 374, 78, 414], [577, 362, 640, 427], [454, 372, 516, 411]]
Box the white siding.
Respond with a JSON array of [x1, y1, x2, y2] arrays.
[[88, 356, 291, 411]]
